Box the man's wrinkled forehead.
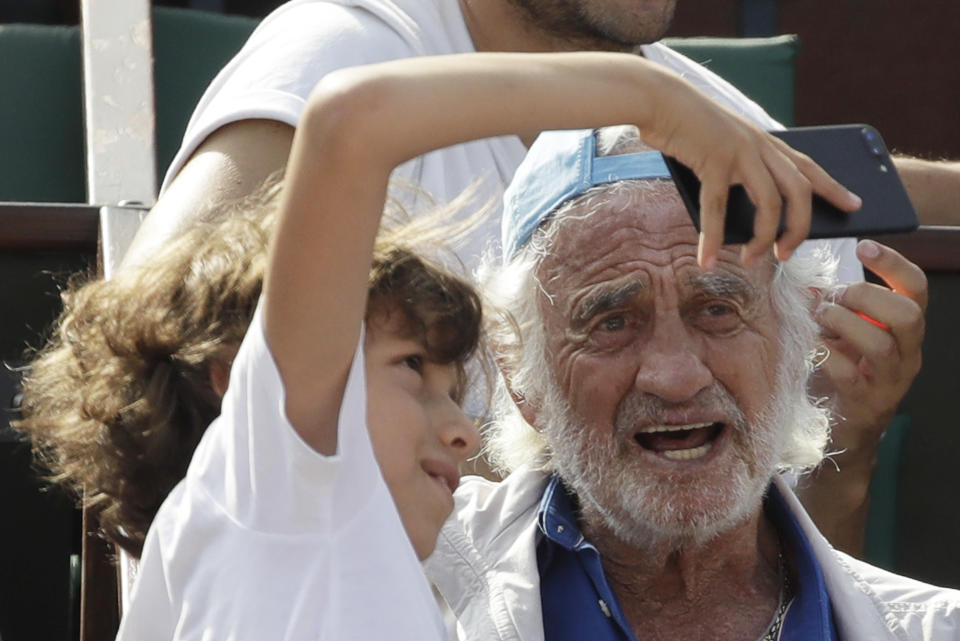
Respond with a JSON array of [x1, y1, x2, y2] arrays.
[[566, 269, 761, 328], [540, 185, 697, 266], [538, 197, 772, 303]]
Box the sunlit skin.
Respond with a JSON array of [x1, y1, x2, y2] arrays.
[[364, 316, 480, 560]]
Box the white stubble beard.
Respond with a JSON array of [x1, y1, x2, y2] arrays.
[[540, 363, 799, 549]]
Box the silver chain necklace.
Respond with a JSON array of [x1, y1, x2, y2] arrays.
[[759, 551, 792, 641]]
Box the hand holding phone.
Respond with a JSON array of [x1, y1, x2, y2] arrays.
[[664, 124, 918, 244]]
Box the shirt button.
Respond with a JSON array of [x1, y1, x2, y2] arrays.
[[598, 599, 612, 618]]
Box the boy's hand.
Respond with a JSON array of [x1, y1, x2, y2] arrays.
[[641, 73, 862, 269]]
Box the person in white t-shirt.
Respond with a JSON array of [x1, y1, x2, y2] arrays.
[[109, 50, 860, 639]]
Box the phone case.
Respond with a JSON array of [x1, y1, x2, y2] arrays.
[[664, 124, 919, 243]]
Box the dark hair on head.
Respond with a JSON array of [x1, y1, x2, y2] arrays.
[[14, 178, 488, 559], [367, 185, 493, 405], [368, 246, 482, 402]]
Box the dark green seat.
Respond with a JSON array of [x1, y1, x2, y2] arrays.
[[864, 414, 911, 570], [0, 8, 258, 203], [152, 6, 257, 177], [661, 34, 800, 126], [0, 23, 85, 202]]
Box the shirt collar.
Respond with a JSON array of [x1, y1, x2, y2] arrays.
[[766, 482, 838, 641], [538, 474, 585, 550], [536, 475, 838, 641]]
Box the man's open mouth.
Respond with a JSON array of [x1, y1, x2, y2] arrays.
[[633, 422, 725, 461]]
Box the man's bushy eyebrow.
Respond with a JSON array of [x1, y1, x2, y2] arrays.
[[569, 272, 755, 328], [572, 280, 646, 328], [687, 271, 757, 300]]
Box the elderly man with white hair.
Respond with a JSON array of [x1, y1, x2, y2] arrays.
[[427, 126, 960, 641]]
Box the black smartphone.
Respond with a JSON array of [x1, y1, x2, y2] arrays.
[[663, 124, 918, 243]]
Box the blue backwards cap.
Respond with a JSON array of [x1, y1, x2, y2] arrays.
[[502, 128, 671, 261]]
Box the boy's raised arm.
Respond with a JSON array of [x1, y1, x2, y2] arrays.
[[261, 51, 860, 454]]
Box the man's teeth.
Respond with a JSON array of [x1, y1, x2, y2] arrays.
[[634, 423, 717, 460], [661, 442, 713, 460], [636, 422, 712, 434]]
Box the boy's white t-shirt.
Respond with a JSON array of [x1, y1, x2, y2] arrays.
[[116, 306, 448, 641]]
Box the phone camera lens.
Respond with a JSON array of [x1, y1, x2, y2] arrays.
[[862, 127, 884, 156]]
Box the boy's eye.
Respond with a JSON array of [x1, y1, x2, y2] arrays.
[[402, 354, 424, 373]]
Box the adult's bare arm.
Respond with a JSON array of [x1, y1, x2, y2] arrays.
[[894, 157, 960, 226], [120, 119, 295, 270], [801, 155, 958, 555], [799, 240, 926, 558]]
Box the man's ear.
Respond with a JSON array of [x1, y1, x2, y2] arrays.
[[496, 354, 542, 429], [513, 388, 540, 428], [809, 286, 826, 308], [809, 285, 831, 325], [809, 285, 841, 340], [208, 344, 239, 400]]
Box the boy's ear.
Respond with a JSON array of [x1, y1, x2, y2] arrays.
[[208, 344, 240, 400]]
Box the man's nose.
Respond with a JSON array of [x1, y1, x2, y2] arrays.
[[633, 315, 712, 403]]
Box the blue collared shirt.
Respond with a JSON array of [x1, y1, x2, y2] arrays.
[[537, 476, 840, 641]]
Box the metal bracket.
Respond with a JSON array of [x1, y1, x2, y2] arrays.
[[99, 204, 149, 278]]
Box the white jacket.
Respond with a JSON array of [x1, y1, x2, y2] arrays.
[[426, 467, 960, 641]]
